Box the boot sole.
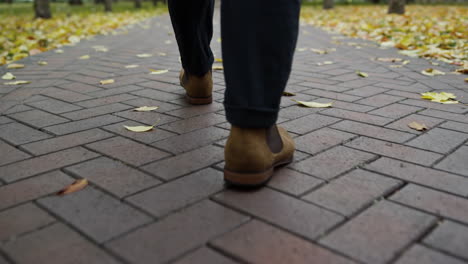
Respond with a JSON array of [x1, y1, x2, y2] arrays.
[[186, 94, 212, 105], [224, 156, 294, 188]]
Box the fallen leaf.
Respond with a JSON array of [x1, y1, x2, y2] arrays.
[[2, 72, 16, 80], [402, 60, 410, 65], [6, 63, 25, 69], [55, 49, 64, 53], [217, 37, 222, 43], [356, 71, 368, 78], [421, 91, 458, 104], [456, 68, 468, 74], [149, 69, 169, 75], [124, 125, 154, 132], [282, 91, 296, 96], [430, 61, 439, 66], [137, 53, 152, 58], [390, 65, 403, 68], [158, 52, 167, 56], [421, 68, 445, 76], [215, 58, 223, 62], [465, 78, 468, 83], [297, 47, 308, 52], [133, 106, 159, 112], [311, 48, 327, 54], [408, 121, 428, 131], [165, 40, 172, 44], [57, 179, 88, 196], [100, 79, 114, 85], [92, 45, 108, 52], [29, 49, 42, 55], [293, 100, 333, 108], [4, 80, 30, 85], [377, 58, 402, 62], [213, 66, 223, 70], [125, 64, 139, 69], [79, 55, 90, 60], [38, 61, 48, 65]]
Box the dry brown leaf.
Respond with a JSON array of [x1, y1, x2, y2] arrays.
[[57, 179, 88, 196], [100, 79, 114, 85], [408, 121, 428, 131]]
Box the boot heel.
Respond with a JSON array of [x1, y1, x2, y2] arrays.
[[186, 94, 212, 105]]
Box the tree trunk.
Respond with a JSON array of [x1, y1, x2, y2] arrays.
[[34, 0, 52, 19], [68, 0, 83, 5], [370, 0, 380, 3], [323, 0, 334, 10], [104, 0, 112, 12], [6, 0, 13, 4], [388, 0, 405, 14], [135, 0, 142, 8]]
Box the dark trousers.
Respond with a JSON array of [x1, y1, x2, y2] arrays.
[[168, 0, 300, 128]]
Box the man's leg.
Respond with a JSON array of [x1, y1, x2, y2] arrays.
[[222, 0, 301, 187], [168, 0, 215, 77], [221, 0, 301, 128]]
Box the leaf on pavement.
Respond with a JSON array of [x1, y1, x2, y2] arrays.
[[408, 121, 428, 131], [92, 45, 108, 52], [99, 79, 114, 85], [124, 125, 154, 132], [282, 91, 296, 97], [149, 69, 169, 75], [137, 53, 152, 58], [57, 179, 88, 196], [38, 61, 48, 65], [6, 63, 25, 69], [456, 68, 468, 74], [55, 49, 64, 53], [133, 106, 159, 112], [421, 68, 445, 76], [215, 58, 223, 62], [377, 58, 402, 62], [465, 78, 468, 83], [79, 55, 90, 60], [356, 71, 368, 77], [421, 92, 458, 104], [212, 66, 223, 70], [4, 80, 30, 85], [293, 99, 333, 108], [158, 52, 167, 56], [125, 64, 139, 68], [2, 72, 16, 80]]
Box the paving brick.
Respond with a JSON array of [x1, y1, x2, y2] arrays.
[[0, 122, 52, 146], [0, 170, 74, 210], [172, 247, 237, 264], [214, 188, 344, 240], [385, 114, 444, 134], [400, 99, 468, 114], [332, 120, 414, 143], [75, 94, 138, 108], [211, 220, 356, 264], [405, 128, 468, 154], [159, 113, 226, 134], [65, 157, 161, 198], [57, 81, 104, 93], [435, 146, 468, 177], [142, 145, 224, 180], [167, 102, 224, 118], [87, 136, 170, 166], [419, 109, 468, 124], [127, 168, 224, 217], [391, 184, 468, 224], [0, 116, 12, 125], [88, 85, 143, 98], [61, 103, 132, 120], [267, 168, 324, 196], [43, 87, 94, 102], [114, 110, 179, 126], [0, 256, 8, 264], [1, 223, 120, 264], [278, 105, 321, 120], [9, 109, 69, 128], [369, 103, 423, 119], [152, 126, 228, 154], [21, 128, 113, 155], [320, 200, 435, 264], [424, 221, 468, 261], [330, 100, 376, 113], [0, 140, 30, 166], [27, 98, 82, 114], [293, 127, 356, 155], [0, 147, 99, 183], [355, 93, 404, 107], [106, 200, 249, 264], [44, 114, 124, 135], [282, 114, 341, 135], [102, 121, 177, 144], [366, 158, 468, 196], [395, 244, 466, 264], [440, 121, 468, 133], [346, 137, 442, 166], [304, 88, 362, 102], [291, 146, 377, 180], [344, 86, 387, 97], [303, 169, 401, 216], [320, 108, 392, 126], [38, 187, 151, 243], [0, 203, 55, 241], [120, 97, 182, 113], [131, 88, 182, 101], [2, 104, 32, 114]]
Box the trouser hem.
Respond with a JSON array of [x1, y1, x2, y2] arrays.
[[225, 104, 279, 128]]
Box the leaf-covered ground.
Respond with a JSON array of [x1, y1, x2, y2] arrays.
[[0, 3, 166, 65], [301, 5, 467, 68]]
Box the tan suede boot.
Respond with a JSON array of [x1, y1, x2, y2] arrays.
[[224, 125, 295, 187], [179, 69, 213, 105]]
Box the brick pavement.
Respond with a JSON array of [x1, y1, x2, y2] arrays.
[[1, 11, 468, 264]]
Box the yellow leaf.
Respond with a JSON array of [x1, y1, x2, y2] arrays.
[[282, 91, 296, 97], [57, 179, 88, 196], [38, 61, 48, 66], [421, 68, 445, 76], [390, 65, 403, 68], [293, 100, 333, 108], [55, 49, 64, 54], [311, 48, 327, 54], [402, 60, 410, 65], [137, 53, 152, 58], [149, 69, 169, 75], [377, 58, 402, 62], [165, 40, 172, 44], [4, 80, 30, 85], [158, 52, 167, 56], [133, 106, 159, 112], [92, 46, 108, 52], [217, 37, 222, 43], [323, 61, 334, 65], [356, 71, 368, 78], [2, 72, 16, 80], [125, 64, 139, 69], [421, 92, 458, 104], [465, 78, 468, 83], [407, 122, 428, 131], [213, 66, 224, 70], [100, 79, 114, 85], [215, 58, 223, 62], [79, 55, 90, 60], [124, 125, 154, 132], [6, 63, 25, 69]]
